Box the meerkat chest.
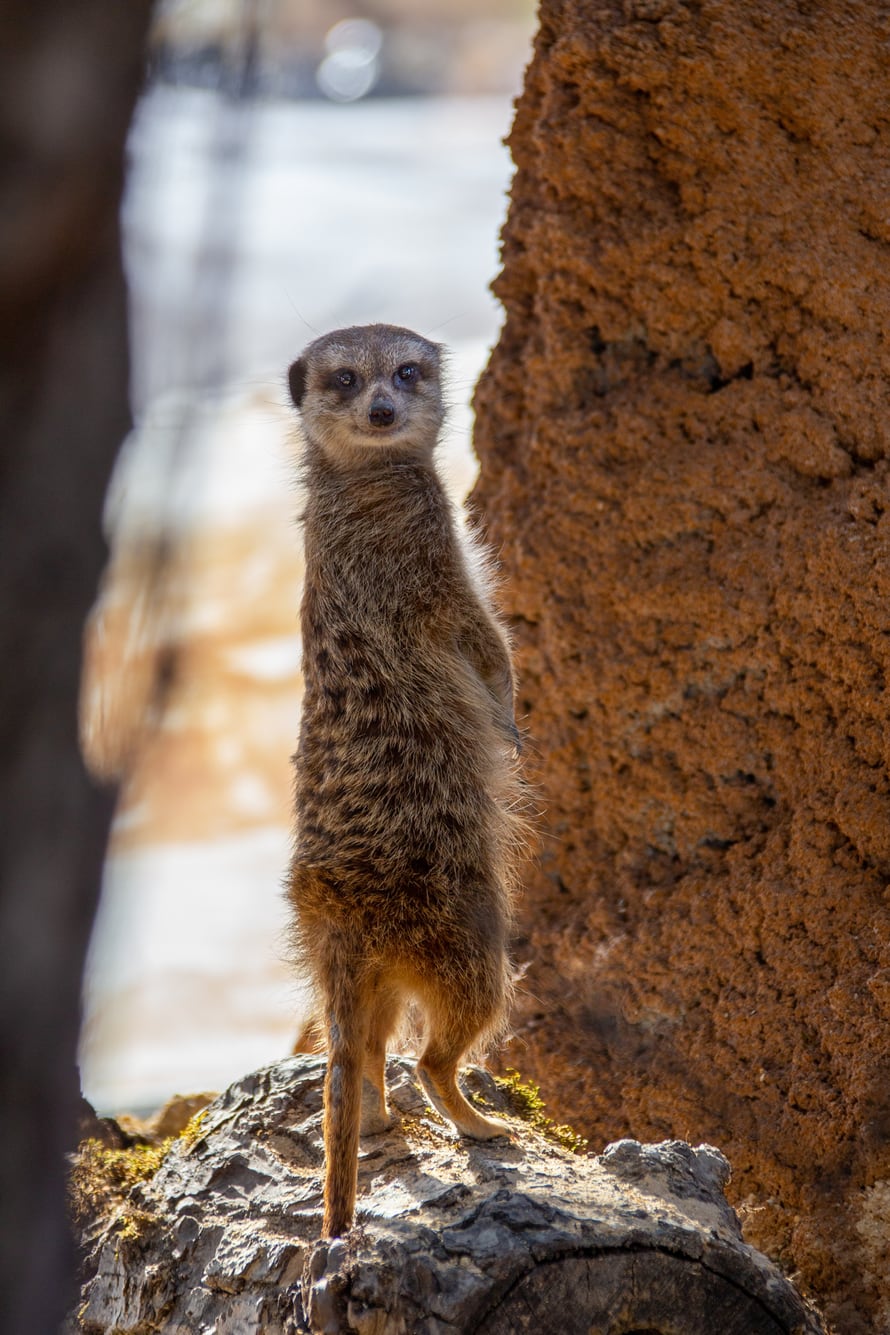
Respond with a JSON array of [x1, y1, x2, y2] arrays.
[[305, 484, 460, 629]]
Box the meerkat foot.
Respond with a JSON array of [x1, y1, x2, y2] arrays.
[[416, 1064, 507, 1140], [458, 1110, 509, 1141], [360, 1077, 395, 1136]]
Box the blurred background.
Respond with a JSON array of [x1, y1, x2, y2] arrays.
[[78, 0, 535, 1114]]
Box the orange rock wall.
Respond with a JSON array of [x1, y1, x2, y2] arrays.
[[472, 3, 890, 1329]]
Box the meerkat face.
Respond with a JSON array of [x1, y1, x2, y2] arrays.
[[288, 324, 445, 466]]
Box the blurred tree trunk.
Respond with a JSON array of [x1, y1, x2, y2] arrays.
[[0, 4, 151, 1332]]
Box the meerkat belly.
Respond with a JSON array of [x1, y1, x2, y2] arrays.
[[295, 643, 500, 889]]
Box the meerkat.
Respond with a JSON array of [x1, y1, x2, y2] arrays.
[[286, 323, 526, 1239]]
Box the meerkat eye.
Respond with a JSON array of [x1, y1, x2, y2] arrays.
[[394, 363, 419, 387], [335, 369, 356, 389]]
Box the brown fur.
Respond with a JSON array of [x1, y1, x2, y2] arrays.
[[286, 324, 526, 1238]]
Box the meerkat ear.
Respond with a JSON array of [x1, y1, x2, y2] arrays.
[[288, 358, 307, 408]]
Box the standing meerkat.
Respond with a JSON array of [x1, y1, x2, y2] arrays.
[[286, 323, 526, 1239]]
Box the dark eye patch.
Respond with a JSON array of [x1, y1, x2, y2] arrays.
[[393, 363, 420, 388], [328, 368, 361, 393]]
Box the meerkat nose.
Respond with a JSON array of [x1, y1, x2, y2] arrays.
[[368, 396, 395, 428]]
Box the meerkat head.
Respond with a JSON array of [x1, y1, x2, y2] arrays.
[[288, 324, 445, 467]]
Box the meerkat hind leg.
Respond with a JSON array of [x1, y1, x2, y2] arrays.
[[417, 1047, 506, 1140], [416, 995, 508, 1140], [361, 983, 400, 1135]]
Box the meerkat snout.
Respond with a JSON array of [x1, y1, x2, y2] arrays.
[[368, 394, 395, 428]]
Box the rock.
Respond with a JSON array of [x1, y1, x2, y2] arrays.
[[70, 1055, 824, 1334], [117, 1090, 218, 1144], [76, 1098, 129, 1152], [471, 1, 890, 1329]]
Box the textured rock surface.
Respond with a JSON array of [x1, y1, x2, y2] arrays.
[[70, 1056, 823, 1333], [471, 3, 890, 1332]]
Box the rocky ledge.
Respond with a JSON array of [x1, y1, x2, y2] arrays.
[[70, 1055, 825, 1334]]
